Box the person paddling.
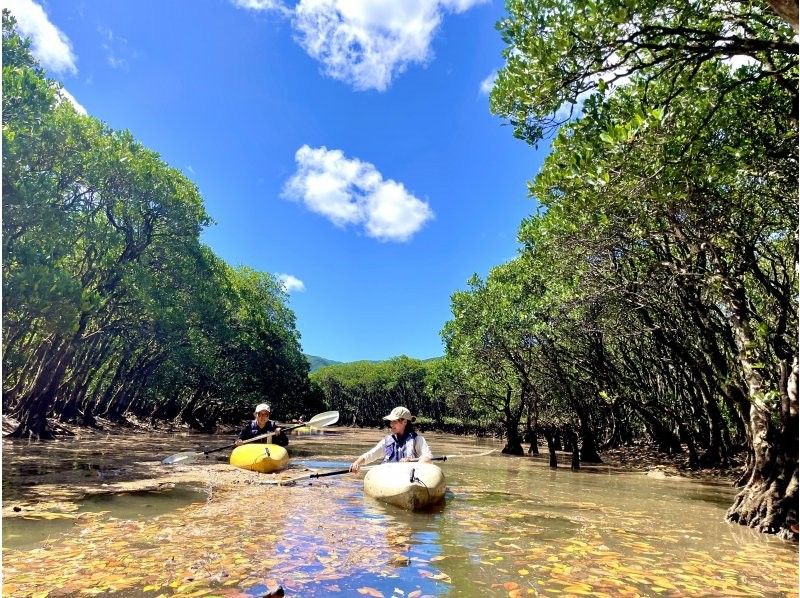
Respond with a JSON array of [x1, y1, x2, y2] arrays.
[[236, 403, 288, 447], [350, 406, 432, 472]]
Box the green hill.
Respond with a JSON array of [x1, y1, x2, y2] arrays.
[[305, 354, 342, 372], [305, 354, 442, 373]]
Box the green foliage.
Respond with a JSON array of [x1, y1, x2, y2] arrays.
[[444, 0, 797, 481], [2, 15, 312, 435], [491, 0, 796, 144], [310, 356, 447, 428]]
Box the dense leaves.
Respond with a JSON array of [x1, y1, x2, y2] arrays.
[[491, 0, 797, 143], [440, 0, 797, 538], [310, 357, 445, 428], [2, 12, 312, 438]]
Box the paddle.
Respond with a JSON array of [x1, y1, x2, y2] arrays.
[[309, 455, 448, 479], [161, 410, 340, 465], [272, 448, 497, 485]]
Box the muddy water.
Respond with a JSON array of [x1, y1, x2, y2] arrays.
[[2, 429, 797, 597]]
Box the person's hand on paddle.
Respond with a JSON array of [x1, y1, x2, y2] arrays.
[[350, 456, 365, 473], [235, 439, 243, 446]]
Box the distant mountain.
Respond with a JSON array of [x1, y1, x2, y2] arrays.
[[305, 354, 342, 372], [305, 354, 442, 372]]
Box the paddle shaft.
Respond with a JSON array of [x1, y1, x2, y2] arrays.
[[163, 411, 339, 464], [309, 456, 447, 479], [204, 421, 310, 455]]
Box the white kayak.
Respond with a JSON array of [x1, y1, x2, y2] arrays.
[[363, 462, 446, 510]]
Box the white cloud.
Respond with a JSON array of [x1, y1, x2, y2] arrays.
[[5, 0, 77, 74], [233, 0, 285, 9], [276, 273, 306, 293], [233, 0, 487, 91], [479, 71, 497, 96], [283, 145, 433, 242], [98, 26, 130, 71], [57, 87, 87, 115]]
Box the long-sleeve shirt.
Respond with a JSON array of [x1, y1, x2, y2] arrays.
[[359, 433, 433, 465], [238, 420, 288, 446]]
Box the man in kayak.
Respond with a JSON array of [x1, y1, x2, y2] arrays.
[[349, 406, 432, 472], [235, 403, 289, 447]]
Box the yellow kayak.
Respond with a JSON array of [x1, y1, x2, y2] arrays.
[[229, 444, 289, 473]]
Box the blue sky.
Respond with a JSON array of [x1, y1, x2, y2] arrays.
[[7, 0, 547, 362]]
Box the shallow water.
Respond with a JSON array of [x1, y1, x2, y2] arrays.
[[3, 484, 208, 549], [2, 429, 797, 597]]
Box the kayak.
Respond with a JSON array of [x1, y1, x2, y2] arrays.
[[363, 462, 446, 510], [229, 443, 289, 473], [289, 425, 314, 435]]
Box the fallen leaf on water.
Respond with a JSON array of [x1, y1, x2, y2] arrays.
[[357, 587, 384, 597], [23, 512, 77, 520]]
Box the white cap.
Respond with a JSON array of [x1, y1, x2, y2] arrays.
[[382, 406, 415, 422], [255, 403, 271, 414]]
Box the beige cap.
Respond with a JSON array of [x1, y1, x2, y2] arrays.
[[255, 403, 271, 414], [383, 406, 415, 422]]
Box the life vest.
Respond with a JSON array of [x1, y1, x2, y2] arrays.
[[242, 419, 277, 441], [384, 432, 418, 462]]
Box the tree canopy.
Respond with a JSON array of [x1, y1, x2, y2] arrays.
[[2, 11, 313, 438], [439, 0, 797, 538]]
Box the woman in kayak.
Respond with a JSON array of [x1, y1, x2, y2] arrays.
[[236, 403, 289, 447], [350, 406, 432, 472]]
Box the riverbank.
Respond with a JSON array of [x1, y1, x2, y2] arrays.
[[2, 413, 741, 519], [2, 413, 742, 480]]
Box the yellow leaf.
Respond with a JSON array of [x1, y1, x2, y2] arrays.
[[518, 569, 530, 576], [24, 512, 77, 520], [652, 578, 677, 590]]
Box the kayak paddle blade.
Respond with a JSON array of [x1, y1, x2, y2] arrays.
[[306, 410, 339, 429], [162, 451, 202, 465]]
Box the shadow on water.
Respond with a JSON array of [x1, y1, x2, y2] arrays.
[[3, 484, 208, 550]]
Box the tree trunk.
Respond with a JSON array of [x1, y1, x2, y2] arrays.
[[563, 427, 580, 470], [574, 400, 603, 463], [501, 385, 524, 455], [723, 284, 798, 538], [7, 331, 78, 440], [3, 334, 55, 410], [630, 401, 683, 454], [542, 427, 558, 468]]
